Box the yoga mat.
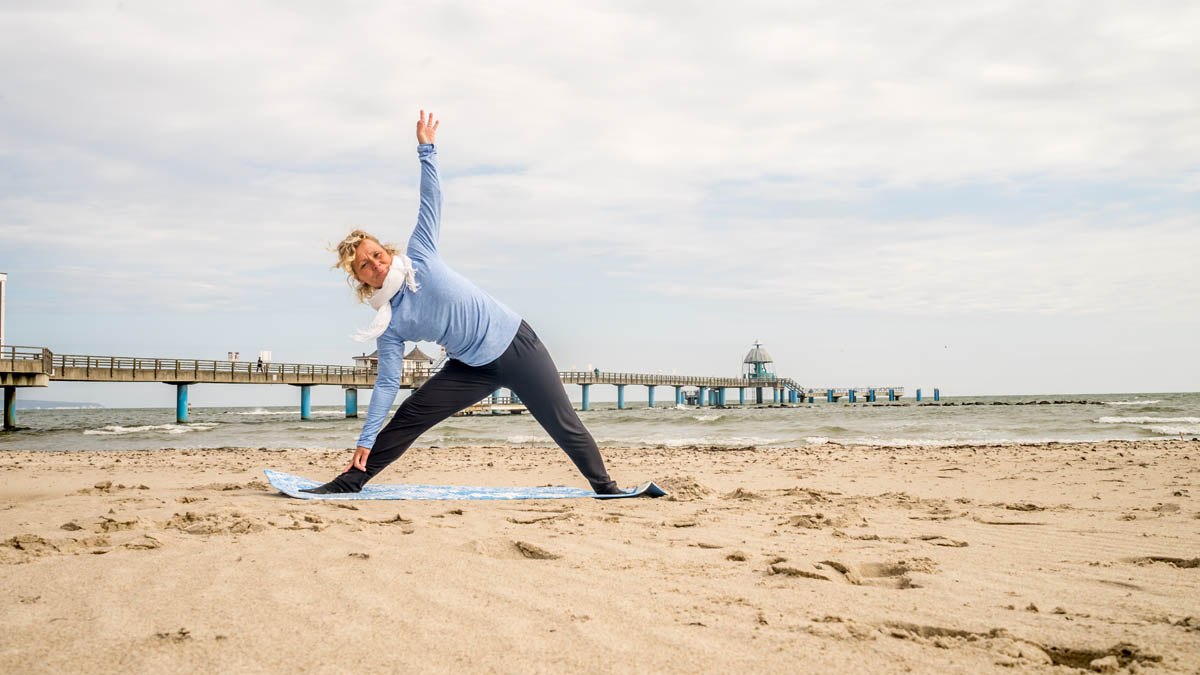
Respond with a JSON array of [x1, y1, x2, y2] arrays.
[[264, 469, 668, 501]]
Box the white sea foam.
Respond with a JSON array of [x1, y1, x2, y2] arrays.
[[1096, 416, 1200, 425], [692, 414, 722, 422], [607, 436, 781, 447], [840, 436, 1101, 447], [1104, 399, 1162, 406], [84, 423, 219, 436], [233, 409, 344, 417], [505, 435, 549, 444], [804, 436, 830, 445], [1146, 425, 1200, 436]]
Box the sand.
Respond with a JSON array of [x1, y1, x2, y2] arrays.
[[1, 440, 1197, 674]]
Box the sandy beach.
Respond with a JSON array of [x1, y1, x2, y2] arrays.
[[1, 440, 1197, 673]]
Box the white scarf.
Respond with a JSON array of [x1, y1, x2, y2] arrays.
[[351, 255, 419, 342]]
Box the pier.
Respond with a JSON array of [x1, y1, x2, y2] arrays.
[[2, 344, 911, 430]]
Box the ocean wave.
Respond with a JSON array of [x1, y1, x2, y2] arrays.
[[597, 436, 782, 447], [1103, 399, 1162, 406], [1095, 416, 1200, 425], [232, 409, 346, 417], [692, 414, 722, 422], [505, 435, 551, 444], [84, 423, 219, 436], [1146, 425, 1200, 436], [804, 436, 830, 445]]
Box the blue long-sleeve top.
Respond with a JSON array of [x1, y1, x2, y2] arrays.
[[356, 144, 522, 449]]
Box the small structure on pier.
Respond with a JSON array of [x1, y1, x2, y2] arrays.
[[742, 341, 775, 381], [402, 346, 437, 376], [742, 341, 780, 405], [353, 345, 442, 376]]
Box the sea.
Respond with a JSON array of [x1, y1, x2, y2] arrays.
[[2, 392, 1198, 452]]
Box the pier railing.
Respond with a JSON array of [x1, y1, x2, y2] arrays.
[[2, 345, 54, 370], [49, 353, 378, 386], [52, 353, 369, 378], [562, 371, 779, 388], [1, 346, 54, 389]]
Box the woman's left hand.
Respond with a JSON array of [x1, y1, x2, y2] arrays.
[[417, 109, 439, 144], [344, 445, 371, 473]]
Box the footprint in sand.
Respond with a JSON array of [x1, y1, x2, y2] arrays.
[[817, 559, 931, 589], [189, 480, 269, 492], [513, 541, 560, 560], [782, 508, 868, 529], [917, 534, 969, 547], [722, 488, 764, 500], [657, 476, 712, 501], [162, 510, 266, 535], [1123, 556, 1199, 568], [464, 539, 561, 560]]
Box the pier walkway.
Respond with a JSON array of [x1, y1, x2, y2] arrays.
[[2, 345, 910, 429]]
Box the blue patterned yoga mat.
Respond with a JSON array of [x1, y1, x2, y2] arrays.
[[264, 469, 668, 501]]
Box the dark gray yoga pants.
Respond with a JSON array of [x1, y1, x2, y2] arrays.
[[330, 320, 616, 492]]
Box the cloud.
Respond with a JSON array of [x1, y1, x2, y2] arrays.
[[1, 0, 1198, 324]]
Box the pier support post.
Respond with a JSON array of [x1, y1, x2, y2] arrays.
[[345, 388, 358, 418], [716, 388, 724, 406], [916, 388, 922, 402], [888, 388, 895, 402], [3, 387, 15, 430], [698, 386, 707, 407], [674, 386, 682, 406], [300, 385, 312, 421], [176, 384, 189, 423], [617, 385, 625, 410], [647, 386, 655, 408], [739, 388, 745, 405], [581, 384, 590, 411], [827, 389, 834, 403], [934, 388, 940, 402], [869, 389, 876, 403], [789, 390, 797, 404], [772, 388, 778, 404], [756, 387, 763, 405], [848, 389, 857, 403]]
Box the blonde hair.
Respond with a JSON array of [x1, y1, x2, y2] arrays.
[[331, 229, 400, 303]]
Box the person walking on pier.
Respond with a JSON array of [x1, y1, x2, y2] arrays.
[[302, 111, 622, 495]]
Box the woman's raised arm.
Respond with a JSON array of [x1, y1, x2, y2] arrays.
[[408, 110, 442, 259]]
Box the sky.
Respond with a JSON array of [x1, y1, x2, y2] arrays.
[[2, 1, 1198, 408]]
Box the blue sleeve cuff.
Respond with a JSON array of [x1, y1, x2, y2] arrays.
[[417, 143, 436, 156]]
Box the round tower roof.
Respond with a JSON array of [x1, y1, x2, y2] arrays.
[[743, 343, 773, 364]]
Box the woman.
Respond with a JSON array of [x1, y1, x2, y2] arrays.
[[303, 111, 622, 495]]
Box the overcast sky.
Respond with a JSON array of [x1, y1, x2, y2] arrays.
[[2, 1, 1198, 407]]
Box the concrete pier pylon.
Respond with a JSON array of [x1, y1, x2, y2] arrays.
[[175, 384, 189, 423], [3, 386, 15, 430]]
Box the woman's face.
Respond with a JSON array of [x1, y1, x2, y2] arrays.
[[353, 239, 393, 289]]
